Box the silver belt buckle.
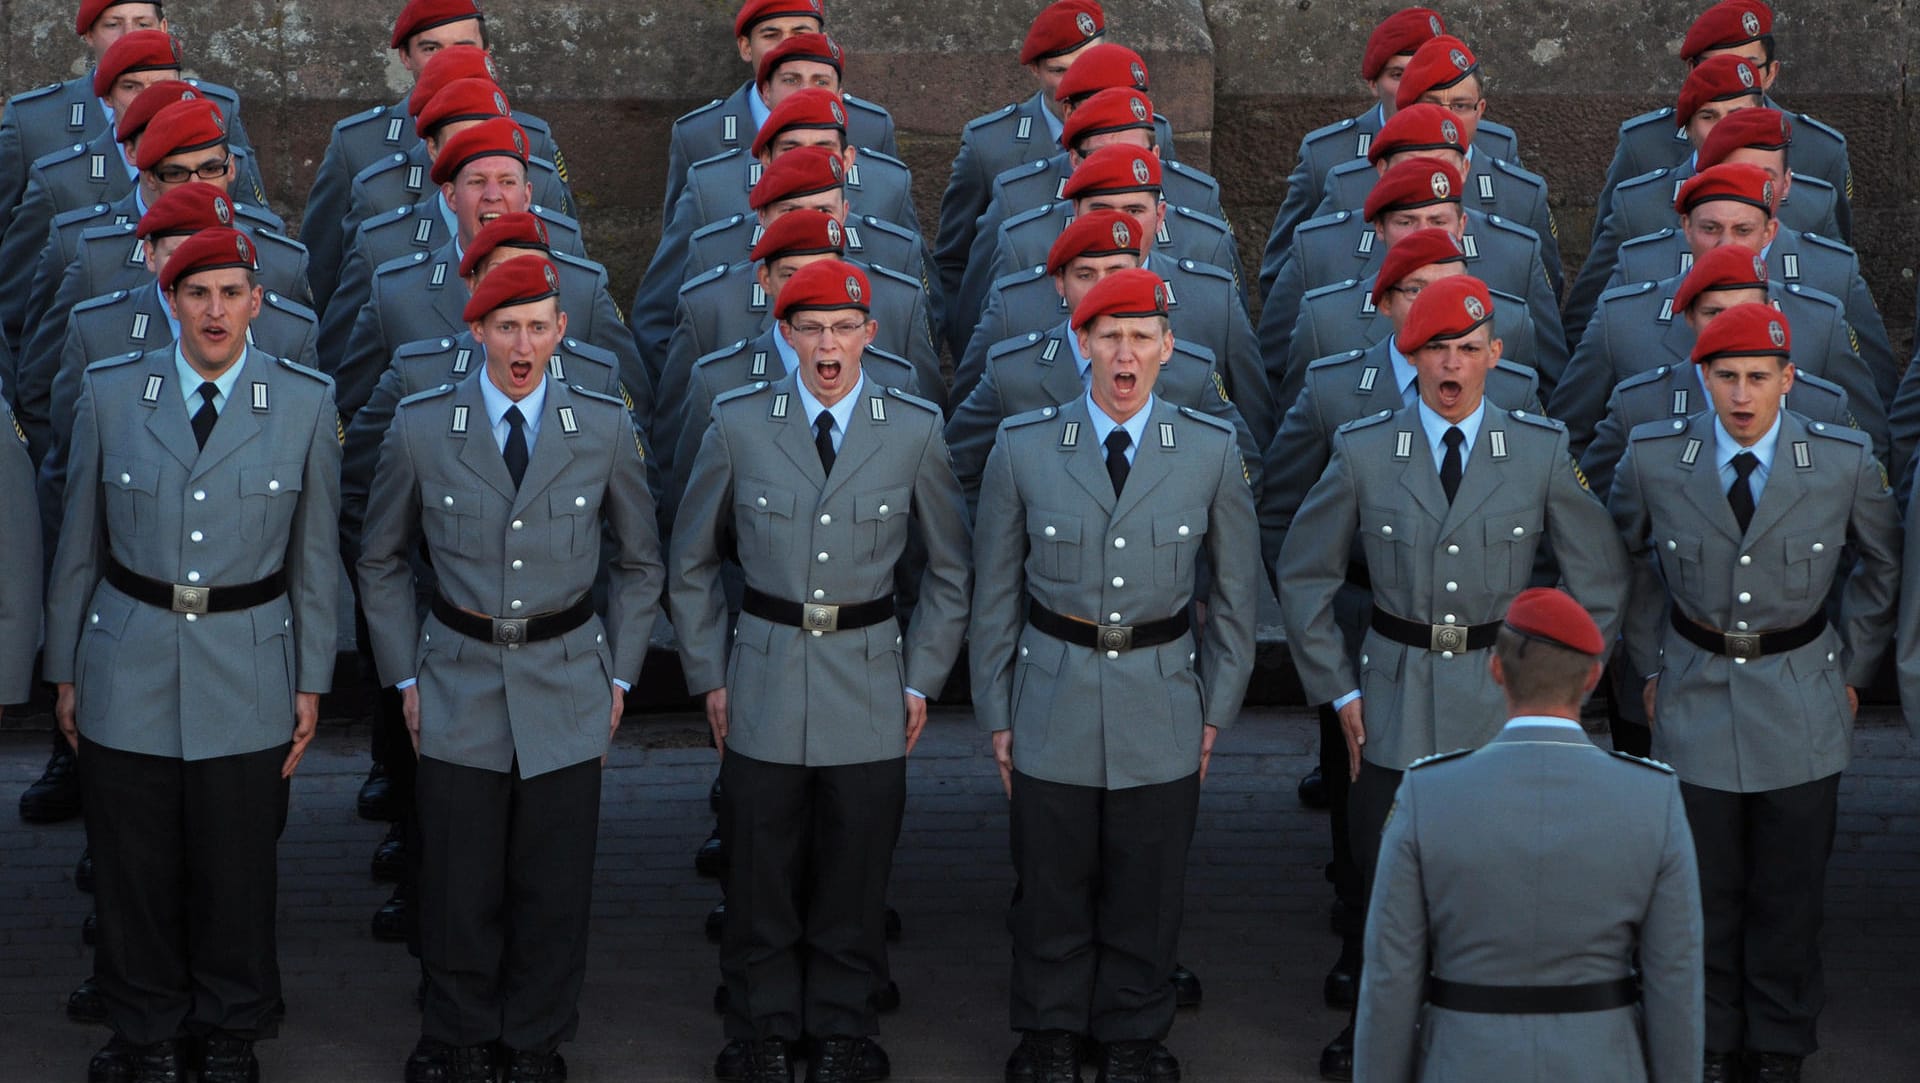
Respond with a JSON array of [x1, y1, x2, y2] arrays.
[[1723, 632, 1761, 659], [803, 603, 841, 633], [492, 618, 529, 646], [1429, 622, 1468, 653], [171, 583, 209, 615], [1097, 623, 1135, 652]]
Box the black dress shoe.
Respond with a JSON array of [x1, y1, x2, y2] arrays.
[[1318, 1023, 1354, 1082], [1323, 940, 1360, 1009], [1095, 1040, 1178, 1083], [1005, 1030, 1081, 1083], [806, 1036, 889, 1082], [76, 848, 95, 893], [372, 822, 406, 882], [714, 1038, 752, 1081], [734, 1037, 793, 1083], [20, 739, 82, 823], [372, 884, 410, 942], [1297, 766, 1329, 809], [868, 980, 900, 1014], [1169, 965, 1201, 1008], [696, 828, 729, 877], [1745, 1053, 1803, 1082], [357, 763, 400, 822], [707, 901, 726, 943], [1702, 1051, 1740, 1082], [504, 1047, 567, 1082], [197, 1033, 259, 1083], [884, 907, 902, 942], [88, 1035, 183, 1083], [715, 984, 730, 1014], [83, 911, 98, 946], [405, 1037, 499, 1083], [69, 974, 107, 1022]]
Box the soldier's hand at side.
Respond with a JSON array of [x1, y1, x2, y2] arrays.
[[1199, 724, 1219, 783], [604, 684, 627, 765], [992, 729, 1014, 798], [1642, 677, 1659, 728], [55, 683, 78, 751], [904, 692, 929, 754], [1336, 699, 1365, 782], [705, 688, 729, 756], [282, 692, 320, 778], [1846, 685, 1859, 718], [401, 684, 421, 753]]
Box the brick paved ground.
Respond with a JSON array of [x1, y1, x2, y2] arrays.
[[3, 707, 1918, 1081]]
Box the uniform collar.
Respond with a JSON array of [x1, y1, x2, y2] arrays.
[[1388, 339, 1417, 403], [747, 80, 771, 133], [479, 367, 547, 433], [1083, 391, 1154, 454], [1416, 396, 1486, 461], [172, 343, 249, 408], [772, 325, 801, 374], [1714, 410, 1781, 473], [1068, 324, 1091, 381], [1501, 713, 1586, 733], [793, 372, 866, 437], [1041, 96, 1065, 145]]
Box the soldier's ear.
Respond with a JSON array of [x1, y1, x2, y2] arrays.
[[1488, 652, 1509, 690], [1778, 361, 1795, 395], [554, 309, 569, 340], [1487, 337, 1504, 366]]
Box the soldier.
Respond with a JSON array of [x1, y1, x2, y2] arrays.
[[0, 382, 40, 723], [968, 268, 1256, 1083], [356, 256, 662, 1083], [44, 227, 340, 1083], [1278, 276, 1629, 1081], [670, 258, 970, 1083], [1353, 588, 1705, 1083], [1609, 302, 1900, 1083]]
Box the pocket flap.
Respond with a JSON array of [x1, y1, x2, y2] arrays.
[[1661, 533, 1703, 562], [1782, 529, 1831, 565], [550, 490, 595, 517], [1483, 511, 1542, 545], [87, 588, 139, 639], [855, 486, 911, 523], [239, 462, 305, 497], [1154, 507, 1208, 545], [1026, 507, 1081, 544], [561, 619, 607, 659], [733, 614, 776, 654], [251, 606, 291, 643], [865, 623, 903, 659], [102, 455, 158, 495], [738, 480, 794, 519], [428, 484, 483, 517], [1018, 630, 1067, 675], [1360, 504, 1411, 544]]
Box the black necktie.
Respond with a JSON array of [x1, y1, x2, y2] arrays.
[[814, 410, 836, 475], [502, 405, 529, 489], [1105, 428, 1132, 497], [1439, 425, 1465, 503], [1728, 450, 1759, 533], [190, 381, 218, 449]]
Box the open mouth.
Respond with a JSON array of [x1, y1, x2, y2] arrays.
[[815, 358, 842, 384], [1730, 411, 1756, 428], [508, 359, 534, 386], [1435, 379, 1464, 410], [1112, 370, 1138, 395], [479, 212, 502, 225], [200, 324, 229, 345]]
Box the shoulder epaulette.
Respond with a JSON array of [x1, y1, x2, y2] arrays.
[[1598, 280, 1659, 305], [530, 204, 581, 232], [1615, 166, 1674, 194], [1336, 409, 1396, 434], [859, 147, 908, 170], [987, 330, 1049, 361], [1295, 210, 1355, 236], [566, 384, 624, 408], [712, 380, 772, 407], [1608, 749, 1675, 773], [1617, 107, 1675, 135], [1614, 364, 1673, 393], [1798, 231, 1856, 258], [1176, 404, 1234, 433], [1780, 281, 1845, 310], [1479, 213, 1541, 243], [260, 290, 317, 319], [855, 213, 918, 242], [78, 221, 137, 242], [1490, 359, 1538, 385], [1302, 278, 1360, 302], [1789, 173, 1838, 199], [1163, 159, 1219, 188], [350, 152, 409, 184], [1171, 338, 1218, 364], [689, 147, 744, 171], [332, 103, 395, 134], [883, 385, 940, 414], [1791, 111, 1847, 145], [274, 356, 331, 384], [1171, 205, 1230, 230], [1803, 418, 1869, 447], [9, 82, 66, 105], [364, 203, 416, 229], [397, 383, 456, 408], [51, 202, 111, 229], [1620, 228, 1677, 250], [1003, 201, 1061, 230], [672, 98, 726, 125], [1506, 408, 1564, 432], [693, 339, 752, 367], [29, 142, 89, 170], [866, 344, 912, 367], [88, 350, 145, 371], [1001, 404, 1060, 430], [1628, 416, 1694, 442], [184, 80, 240, 108], [1408, 747, 1473, 770], [1478, 118, 1520, 143], [690, 214, 748, 241], [72, 289, 130, 314], [1307, 349, 1367, 372], [1302, 116, 1359, 143], [374, 249, 431, 277], [993, 158, 1055, 188], [560, 337, 617, 363], [843, 93, 889, 115], [1489, 156, 1547, 187], [964, 104, 1020, 132], [991, 264, 1048, 292], [677, 263, 730, 295], [1171, 258, 1235, 287], [395, 336, 455, 359], [249, 229, 306, 256], [865, 262, 918, 289]]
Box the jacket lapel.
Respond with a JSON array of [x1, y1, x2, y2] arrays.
[[1437, 419, 1504, 536], [1676, 412, 1746, 542], [1658, 299, 1697, 365], [767, 376, 829, 491], [1740, 412, 1810, 544], [188, 351, 265, 481], [1393, 406, 1452, 524], [141, 352, 201, 469], [508, 381, 578, 516], [1060, 398, 1117, 513], [454, 376, 519, 500], [1111, 399, 1177, 522], [819, 385, 886, 503], [1038, 325, 1085, 404]]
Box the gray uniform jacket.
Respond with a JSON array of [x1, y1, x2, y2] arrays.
[[0, 389, 41, 702], [1279, 403, 1629, 769], [1552, 276, 1884, 463], [662, 82, 897, 216], [1355, 724, 1704, 1083], [1611, 410, 1899, 793], [669, 375, 971, 767], [969, 396, 1258, 789], [1289, 277, 1540, 400], [43, 347, 339, 760], [358, 374, 662, 779], [946, 322, 1258, 506], [1609, 227, 1896, 407], [344, 150, 573, 239], [1865, 276, 1920, 487], [956, 257, 1275, 448], [1259, 108, 1521, 300], [1893, 484, 1920, 739]]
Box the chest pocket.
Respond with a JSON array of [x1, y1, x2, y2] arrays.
[[238, 463, 306, 542], [1782, 529, 1839, 601], [425, 484, 484, 554], [1657, 533, 1705, 600], [735, 479, 795, 559], [1483, 511, 1543, 593], [1153, 507, 1209, 584], [1026, 507, 1083, 583], [1357, 505, 1413, 591], [853, 486, 910, 562], [101, 455, 160, 539], [550, 490, 600, 559]]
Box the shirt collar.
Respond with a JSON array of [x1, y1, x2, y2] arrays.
[[793, 372, 866, 436], [1416, 396, 1486, 458], [772, 326, 801, 375], [1714, 410, 1782, 473], [1387, 340, 1418, 401], [747, 81, 772, 133], [479, 366, 547, 432], [154, 281, 181, 342], [1083, 391, 1154, 452], [436, 191, 459, 247], [1067, 323, 1091, 380], [172, 343, 248, 407], [1041, 97, 1065, 144], [1501, 713, 1587, 733]]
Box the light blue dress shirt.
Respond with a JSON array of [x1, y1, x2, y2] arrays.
[[172, 345, 247, 413], [1083, 391, 1153, 465]]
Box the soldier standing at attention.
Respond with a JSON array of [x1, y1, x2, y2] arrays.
[[1609, 303, 1900, 1083], [970, 268, 1258, 1083], [1354, 588, 1704, 1083], [0, 382, 40, 724], [44, 228, 340, 1083]]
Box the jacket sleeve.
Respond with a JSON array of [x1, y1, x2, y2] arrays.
[[1544, 429, 1631, 644], [935, 130, 989, 336], [1199, 432, 1259, 731], [1352, 775, 1428, 1083], [903, 422, 973, 697], [601, 411, 666, 686], [1276, 434, 1364, 704], [285, 385, 342, 694], [967, 432, 1028, 733], [1813, 308, 1888, 468], [1837, 441, 1901, 688], [665, 415, 737, 695], [1546, 301, 1617, 457], [339, 363, 407, 569], [1256, 381, 1335, 596], [41, 375, 108, 685], [0, 400, 40, 700], [944, 357, 1009, 512], [1641, 779, 1706, 1083], [1606, 441, 1666, 680], [354, 405, 425, 689]]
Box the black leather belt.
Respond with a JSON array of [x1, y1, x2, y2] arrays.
[[1027, 598, 1189, 653], [1670, 607, 1827, 661], [1370, 609, 1500, 653], [431, 592, 593, 646], [742, 586, 893, 633], [105, 556, 285, 615], [1427, 975, 1640, 1014]]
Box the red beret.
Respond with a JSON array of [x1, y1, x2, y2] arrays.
[[429, 115, 528, 186], [751, 208, 846, 263], [1673, 243, 1770, 314], [93, 28, 181, 99], [75, 1, 157, 37], [1396, 35, 1480, 111], [1071, 267, 1168, 330], [138, 181, 235, 240], [1364, 155, 1462, 222], [735, 0, 826, 38], [408, 45, 498, 119], [1503, 588, 1605, 656], [1021, 1, 1104, 65], [390, 0, 484, 50], [1371, 228, 1466, 307], [458, 211, 551, 277], [1692, 301, 1790, 365], [756, 32, 843, 87], [1675, 161, 1776, 218], [1047, 209, 1145, 275], [1061, 144, 1161, 200], [1055, 43, 1150, 106], [1697, 106, 1793, 169], [1361, 7, 1446, 80], [1675, 55, 1764, 127], [462, 255, 560, 324], [1396, 274, 1493, 354], [751, 88, 846, 158], [749, 144, 845, 209], [115, 79, 201, 143], [1060, 87, 1155, 152], [158, 227, 256, 293], [417, 77, 511, 138], [1368, 102, 1466, 165], [1681, 0, 1773, 63], [133, 98, 227, 170], [774, 258, 870, 319]]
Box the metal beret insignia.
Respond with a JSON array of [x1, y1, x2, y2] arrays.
[[1429, 14, 1442, 35], [211, 108, 227, 134], [1430, 171, 1451, 198], [1449, 48, 1471, 71], [181, 88, 195, 101], [825, 218, 842, 246], [1742, 11, 1762, 36], [511, 128, 526, 155], [1112, 221, 1131, 248], [543, 263, 559, 291], [236, 234, 252, 263], [492, 91, 509, 116], [1463, 294, 1485, 322], [1738, 62, 1755, 88], [1768, 320, 1786, 348], [1129, 61, 1146, 87], [1440, 119, 1459, 144], [1076, 11, 1097, 36], [1762, 179, 1775, 206], [1129, 95, 1149, 122], [845, 275, 863, 303], [212, 196, 231, 225], [829, 100, 845, 125], [1753, 254, 1767, 280], [1131, 158, 1151, 185], [533, 218, 549, 245], [1153, 284, 1167, 308], [483, 55, 498, 79], [828, 156, 843, 178]]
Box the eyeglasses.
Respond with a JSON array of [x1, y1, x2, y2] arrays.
[[786, 320, 869, 341], [1433, 98, 1483, 115], [151, 154, 232, 185]]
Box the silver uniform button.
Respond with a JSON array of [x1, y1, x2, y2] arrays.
[[1737, 621, 1750, 631], [193, 490, 206, 501], [511, 520, 524, 530], [512, 560, 524, 570], [190, 531, 203, 542], [1021, 646, 1029, 658], [1511, 526, 1523, 537], [1812, 543, 1825, 553], [813, 589, 826, 600], [185, 613, 197, 622], [1735, 657, 1747, 665], [575, 496, 586, 507], [877, 504, 889, 515], [1044, 525, 1057, 537], [119, 472, 130, 483], [1666, 540, 1676, 550], [1740, 555, 1752, 565], [817, 552, 829, 563], [187, 571, 201, 582], [756, 496, 767, 508], [1738, 592, 1751, 603], [1178, 525, 1190, 537], [820, 514, 831, 525], [1113, 538, 1125, 549], [1445, 581, 1458, 592], [1447, 544, 1459, 555], [1112, 577, 1125, 588], [511, 600, 523, 611], [444, 495, 454, 507], [1381, 525, 1393, 536], [268, 480, 280, 492], [1444, 614, 1456, 624], [90, 614, 99, 624], [1441, 650, 1454, 660], [1106, 650, 1119, 660]]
